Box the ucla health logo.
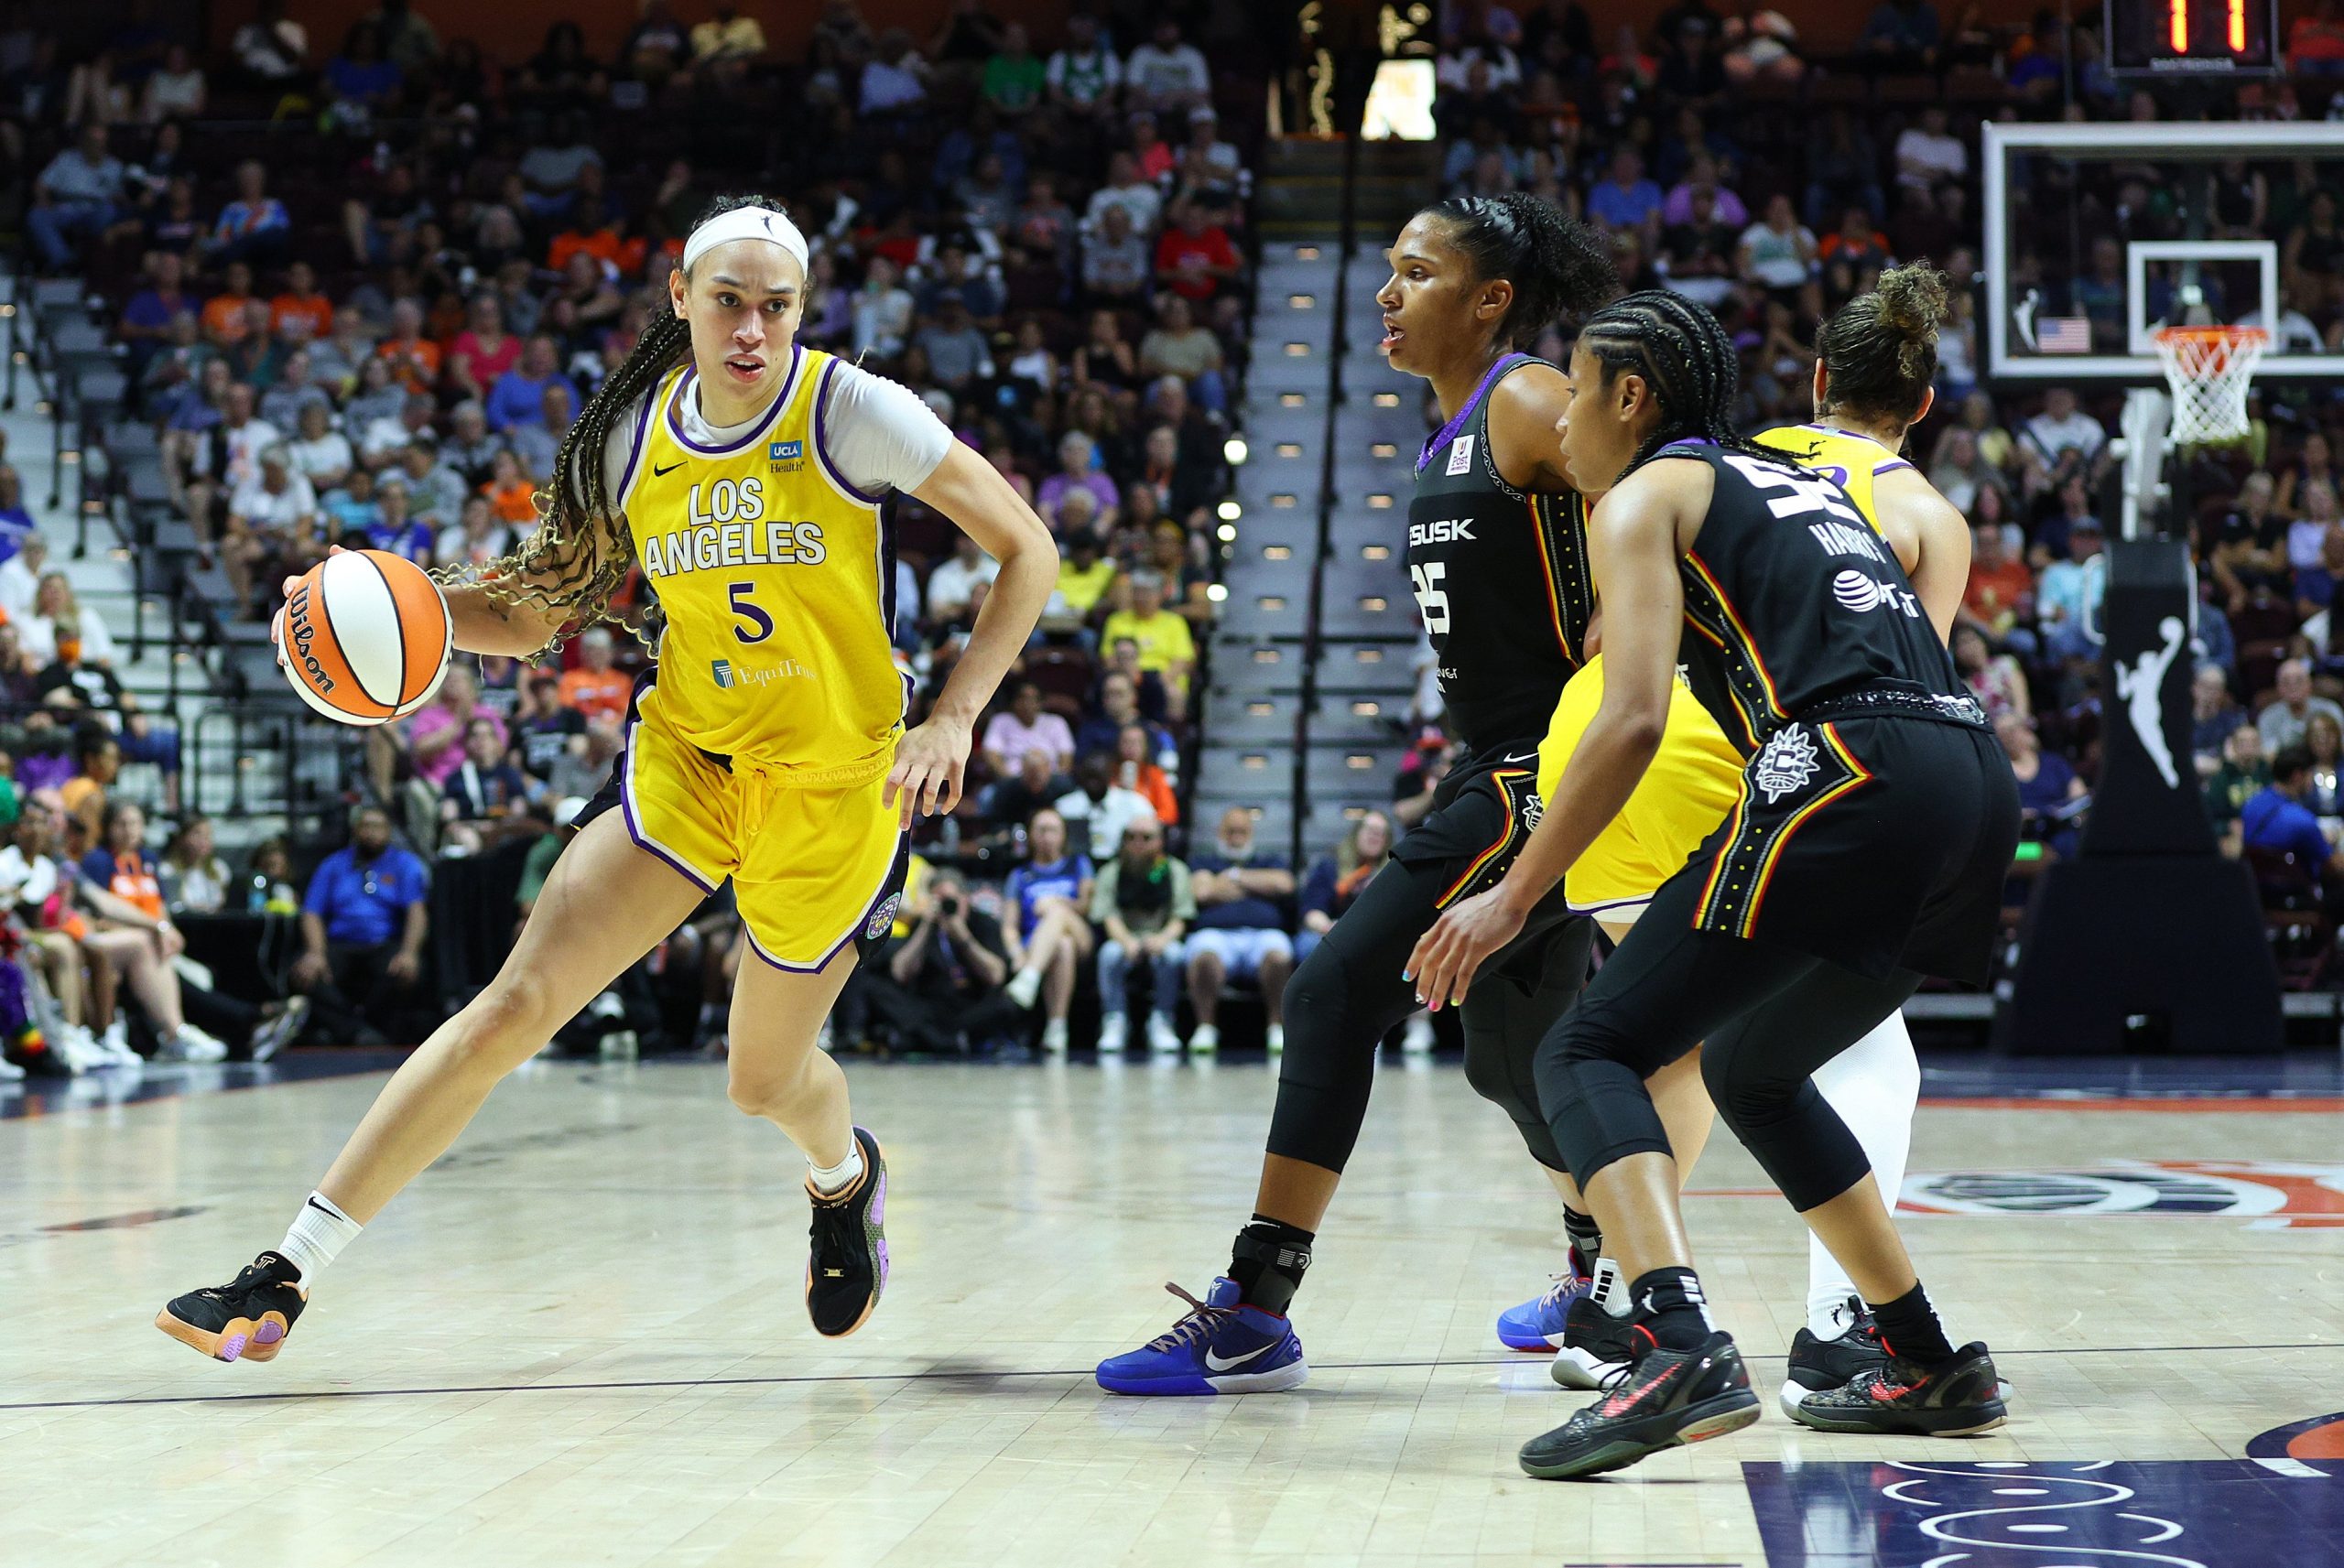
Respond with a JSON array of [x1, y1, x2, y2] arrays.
[[769, 439, 804, 471]]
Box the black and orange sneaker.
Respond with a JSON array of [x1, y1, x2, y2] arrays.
[[156, 1251, 307, 1364], [1786, 1342, 2008, 1436], [1518, 1328, 1762, 1480], [805, 1127, 888, 1337]]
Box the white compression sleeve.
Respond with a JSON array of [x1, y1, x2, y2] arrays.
[[1803, 1008, 1922, 1336]]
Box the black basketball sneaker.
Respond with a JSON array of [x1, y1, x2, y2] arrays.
[[1519, 1328, 1763, 1480], [1777, 1295, 1891, 1417], [805, 1127, 888, 1337], [1549, 1260, 1640, 1390], [1787, 1342, 2008, 1436], [156, 1250, 307, 1363]]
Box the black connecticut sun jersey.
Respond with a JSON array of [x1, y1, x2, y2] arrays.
[[1406, 353, 1592, 762], [1655, 441, 1978, 756]]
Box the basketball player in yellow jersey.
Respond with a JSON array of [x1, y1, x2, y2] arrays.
[[157, 196, 1058, 1364], [1484, 265, 1981, 1416]]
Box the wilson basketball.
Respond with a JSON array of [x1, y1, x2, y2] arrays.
[[278, 549, 451, 727]]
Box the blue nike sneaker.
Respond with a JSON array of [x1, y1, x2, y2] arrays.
[[1095, 1279, 1309, 1396], [1496, 1267, 1593, 1351]]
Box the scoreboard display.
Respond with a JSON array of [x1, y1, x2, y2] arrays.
[[2105, 0, 2279, 73]]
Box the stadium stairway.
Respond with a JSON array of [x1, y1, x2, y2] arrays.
[[1192, 137, 1439, 868]]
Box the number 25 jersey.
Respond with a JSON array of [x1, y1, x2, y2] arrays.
[[616, 349, 914, 777]]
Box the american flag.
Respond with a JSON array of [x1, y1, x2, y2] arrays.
[[2036, 317, 2093, 354]]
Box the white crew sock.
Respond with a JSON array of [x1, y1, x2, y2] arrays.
[[1804, 1010, 1922, 1338], [808, 1144, 865, 1196], [278, 1190, 362, 1285]]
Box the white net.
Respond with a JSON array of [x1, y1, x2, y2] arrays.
[[2154, 327, 2267, 445]]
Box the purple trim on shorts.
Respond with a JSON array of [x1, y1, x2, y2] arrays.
[[613, 380, 659, 500], [1416, 351, 1530, 473], [663, 344, 802, 456], [812, 358, 883, 505], [618, 718, 722, 894], [741, 818, 906, 973]]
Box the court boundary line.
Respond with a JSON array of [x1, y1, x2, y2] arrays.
[[15, 1341, 2341, 1413]]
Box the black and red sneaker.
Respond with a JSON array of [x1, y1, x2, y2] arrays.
[[156, 1250, 308, 1364], [1518, 1328, 1761, 1480], [805, 1127, 888, 1337], [1786, 1341, 2008, 1436]]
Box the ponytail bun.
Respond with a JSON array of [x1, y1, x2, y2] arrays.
[[1815, 261, 1949, 427]]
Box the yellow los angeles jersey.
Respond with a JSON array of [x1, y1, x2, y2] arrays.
[[621, 351, 906, 776], [1753, 423, 1910, 535]]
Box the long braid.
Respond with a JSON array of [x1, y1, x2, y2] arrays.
[[435, 192, 788, 659], [1575, 289, 1794, 483]]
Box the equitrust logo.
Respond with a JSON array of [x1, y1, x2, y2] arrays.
[[711, 657, 812, 689], [284, 584, 335, 694]]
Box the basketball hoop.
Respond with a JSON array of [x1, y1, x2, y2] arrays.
[[2154, 325, 2268, 446]]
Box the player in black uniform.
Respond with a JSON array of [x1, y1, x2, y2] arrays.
[[1407, 292, 2020, 1476], [1095, 192, 1622, 1396]]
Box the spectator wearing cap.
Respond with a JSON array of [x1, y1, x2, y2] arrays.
[[485, 335, 566, 434], [294, 804, 430, 1048], [915, 292, 995, 392], [1183, 806, 1296, 1054], [558, 627, 634, 725], [2035, 517, 2106, 665]]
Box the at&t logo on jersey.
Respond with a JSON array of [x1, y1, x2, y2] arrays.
[[1753, 724, 1820, 802], [1832, 568, 1922, 619]]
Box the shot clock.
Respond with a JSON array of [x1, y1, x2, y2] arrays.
[[2105, 0, 2278, 74]]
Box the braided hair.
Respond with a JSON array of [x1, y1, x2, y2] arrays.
[[1575, 289, 1785, 483], [442, 192, 794, 657], [1417, 191, 1618, 351], [1815, 262, 1949, 427]]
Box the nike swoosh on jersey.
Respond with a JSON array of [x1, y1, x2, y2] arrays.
[[653, 460, 686, 477], [1203, 1343, 1278, 1373], [1500, 750, 1538, 765]]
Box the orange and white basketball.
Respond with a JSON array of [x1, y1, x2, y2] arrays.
[[277, 550, 451, 726]]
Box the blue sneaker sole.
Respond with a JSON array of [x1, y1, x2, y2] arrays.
[[1497, 1323, 1568, 1351], [1095, 1358, 1309, 1396]]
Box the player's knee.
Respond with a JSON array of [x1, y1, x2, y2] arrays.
[[1698, 1038, 1789, 1134], [453, 973, 553, 1069]]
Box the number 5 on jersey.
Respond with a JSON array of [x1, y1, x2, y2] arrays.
[[728, 581, 775, 644], [1411, 561, 1451, 634]]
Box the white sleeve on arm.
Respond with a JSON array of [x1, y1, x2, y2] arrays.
[[596, 387, 652, 510], [819, 361, 954, 496]]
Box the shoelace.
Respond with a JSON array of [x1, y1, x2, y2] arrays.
[[1143, 1281, 1232, 1352], [1536, 1271, 1588, 1310]]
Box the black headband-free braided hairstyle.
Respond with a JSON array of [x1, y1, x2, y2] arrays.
[[1815, 261, 1949, 427], [443, 192, 794, 656], [1574, 288, 1788, 485], [1417, 191, 1619, 351]]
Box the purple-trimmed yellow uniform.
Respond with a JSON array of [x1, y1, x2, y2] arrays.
[[585, 347, 909, 971]]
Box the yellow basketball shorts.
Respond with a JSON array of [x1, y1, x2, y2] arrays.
[[1536, 654, 1747, 923], [581, 688, 908, 973]]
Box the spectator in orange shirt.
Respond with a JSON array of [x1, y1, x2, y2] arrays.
[[482, 449, 540, 527], [269, 259, 334, 341], [1962, 520, 2038, 655], [200, 260, 257, 345], [546, 195, 645, 277], [1818, 204, 1892, 297], [375, 298, 442, 395], [1114, 720, 1179, 827], [557, 626, 633, 722]]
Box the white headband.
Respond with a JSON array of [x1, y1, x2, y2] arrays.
[[680, 206, 810, 278]]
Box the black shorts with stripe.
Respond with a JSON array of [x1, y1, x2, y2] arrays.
[[1676, 713, 2019, 984], [1390, 752, 1546, 909]]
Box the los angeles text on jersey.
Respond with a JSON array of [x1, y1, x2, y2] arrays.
[[641, 476, 828, 580]]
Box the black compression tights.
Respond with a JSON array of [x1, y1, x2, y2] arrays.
[[1533, 871, 1920, 1212], [1266, 850, 1588, 1173]]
